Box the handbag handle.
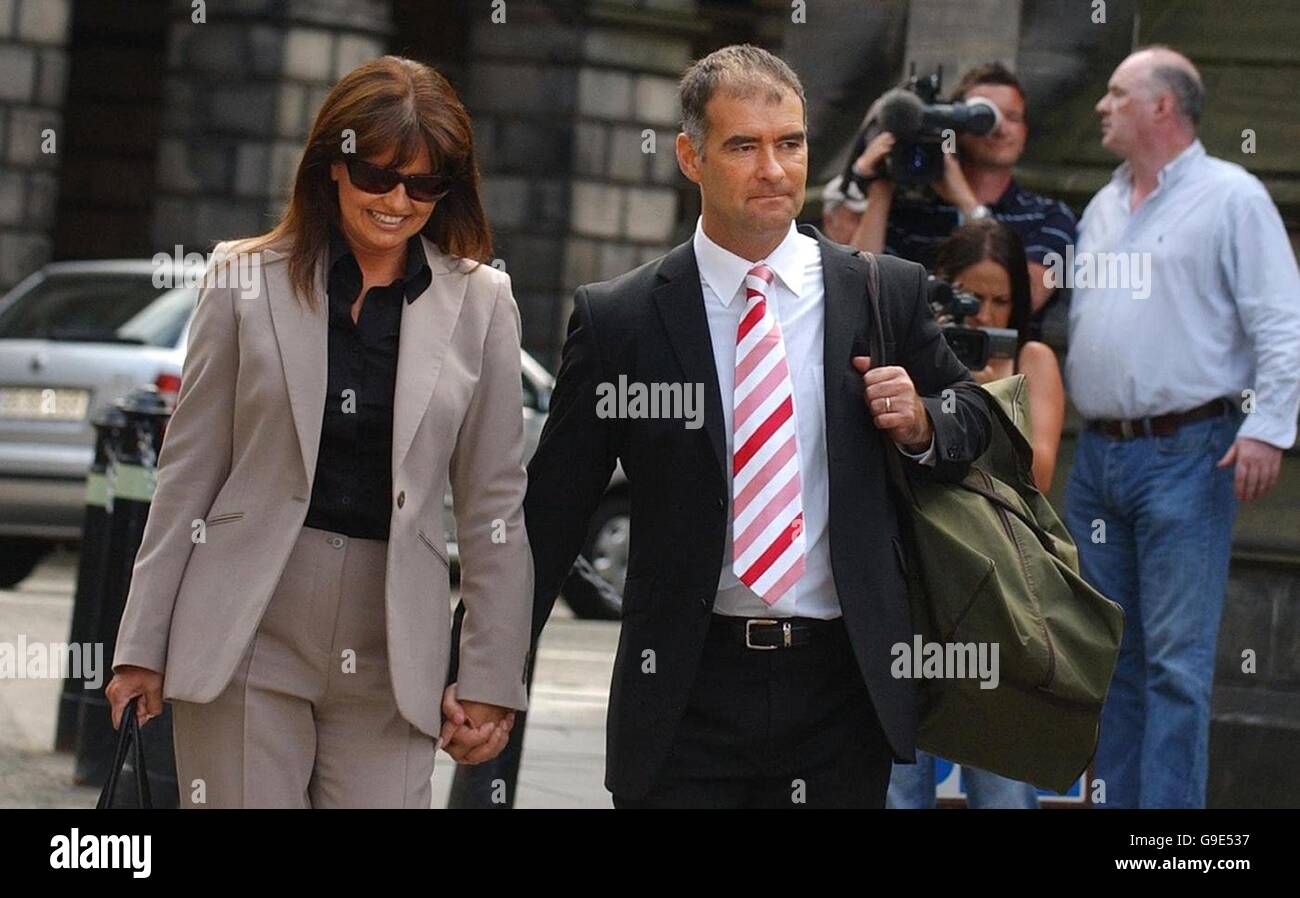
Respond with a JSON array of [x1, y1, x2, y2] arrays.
[[96, 695, 153, 809]]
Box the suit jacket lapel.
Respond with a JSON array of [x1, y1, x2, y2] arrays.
[[805, 224, 872, 452], [650, 227, 873, 488], [265, 235, 469, 490], [391, 236, 470, 482], [652, 240, 728, 486], [266, 245, 328, 486]]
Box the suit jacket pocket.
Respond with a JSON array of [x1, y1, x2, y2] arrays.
[[203, 511, 245, 526], [417, 528, 451, 569]]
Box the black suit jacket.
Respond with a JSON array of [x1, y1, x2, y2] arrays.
[[525, 224, 992, 799]]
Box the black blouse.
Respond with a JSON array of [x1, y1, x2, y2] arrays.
[[302, 228, 433, 539]]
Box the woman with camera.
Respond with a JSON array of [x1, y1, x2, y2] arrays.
[[933, 219, 1065, 492]]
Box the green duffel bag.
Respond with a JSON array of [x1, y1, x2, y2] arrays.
[[863, 252, 1125, 793]]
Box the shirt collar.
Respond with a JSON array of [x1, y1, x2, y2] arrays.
[[1110, 139, 1206, 194], [327, 225, 431, 304], [1157, 139, 1205, 187], [990, 178, 1022, 211], [692, 217, 802, 308]]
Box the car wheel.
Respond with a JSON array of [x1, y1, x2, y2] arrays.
[[0, 538, 52, 589], [565, 494, 629, 620]]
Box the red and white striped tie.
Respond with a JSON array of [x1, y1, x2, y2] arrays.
[[731, 262, 805, 606]]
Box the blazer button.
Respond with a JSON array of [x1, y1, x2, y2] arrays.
[[396, 491, 405, 508]]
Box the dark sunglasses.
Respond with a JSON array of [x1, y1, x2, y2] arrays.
[[344, 158, 453, 203]]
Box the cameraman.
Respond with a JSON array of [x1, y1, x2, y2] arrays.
[[847, 63, 1076, 324]]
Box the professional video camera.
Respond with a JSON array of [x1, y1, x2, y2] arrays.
[[844, 66, 1000, 190], [927, 275, 1018, 371]]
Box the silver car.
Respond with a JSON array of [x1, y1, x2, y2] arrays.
[[0, 259, 628, 618], [0, 260, 196, 586]]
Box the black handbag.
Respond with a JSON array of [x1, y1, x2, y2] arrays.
[[96, 696, 153, 809]]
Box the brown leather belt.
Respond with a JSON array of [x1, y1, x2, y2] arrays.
[[1085, 398, 1231, 440]]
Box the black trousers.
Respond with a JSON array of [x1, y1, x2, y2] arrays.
[[613, 615, 894, 809]]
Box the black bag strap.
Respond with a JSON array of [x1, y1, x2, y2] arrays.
[[859, 251, 917, 508], [97, 696, 153, 810]]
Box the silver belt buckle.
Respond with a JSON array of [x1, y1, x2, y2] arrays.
[[1119, 419, 1135, 439], [745, 618, 779, 650]]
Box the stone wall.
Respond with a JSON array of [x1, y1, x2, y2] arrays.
[[151, 0, 390, 253], [0, 0, 71, 290], [465, 0, 697, 364]]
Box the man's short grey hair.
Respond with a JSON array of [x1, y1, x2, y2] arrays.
[[679, 44, 807, 151], [1138, 44, 1205, 128]]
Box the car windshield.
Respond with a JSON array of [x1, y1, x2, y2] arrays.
[[0, 273, 196, 348]]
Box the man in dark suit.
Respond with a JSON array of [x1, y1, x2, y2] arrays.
[[523, 44, 991, 808]]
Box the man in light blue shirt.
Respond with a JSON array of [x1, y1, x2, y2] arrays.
[[1063, 46, 1300, 808]]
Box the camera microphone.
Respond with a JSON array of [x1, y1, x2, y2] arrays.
[[874, 89, 927, 137], [921, 95, 1001, 135], [852, 72, 1006, 189]]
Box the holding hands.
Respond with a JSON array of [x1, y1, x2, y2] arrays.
[[439, 684, 516, 764]]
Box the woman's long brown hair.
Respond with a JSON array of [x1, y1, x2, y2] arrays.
[[238, 56, 493, 309]]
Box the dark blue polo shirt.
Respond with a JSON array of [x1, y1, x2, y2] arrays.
[[884, 179, 1078, 272]]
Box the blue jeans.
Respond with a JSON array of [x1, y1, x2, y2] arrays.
[[1064, 413, 1239, 808], [886, 752, 1040, 808]]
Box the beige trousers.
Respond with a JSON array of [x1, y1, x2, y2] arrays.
[[171, 524, 436, 808]]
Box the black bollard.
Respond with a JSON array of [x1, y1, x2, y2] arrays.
[[73, 386, 179, 807], [446, 555, 620, 808], [54, 408, 121, 753]]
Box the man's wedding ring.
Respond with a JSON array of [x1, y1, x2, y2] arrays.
[[885, 396, 892, 413]]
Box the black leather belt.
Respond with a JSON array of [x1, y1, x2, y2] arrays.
[[1085, 397, 1231, 440], [708, 614, 844, 650]]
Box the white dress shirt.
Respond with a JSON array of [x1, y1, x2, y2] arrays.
[[1066, 140, 1300, 449], [694, 218, 932, 619]]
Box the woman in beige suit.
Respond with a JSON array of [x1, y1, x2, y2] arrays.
[[104, 57, 533, 808]]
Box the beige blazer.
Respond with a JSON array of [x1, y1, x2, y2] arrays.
[[113, 235, 533, 736]]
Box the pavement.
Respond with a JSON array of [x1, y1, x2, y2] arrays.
[[0, 547, 619, 809]]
